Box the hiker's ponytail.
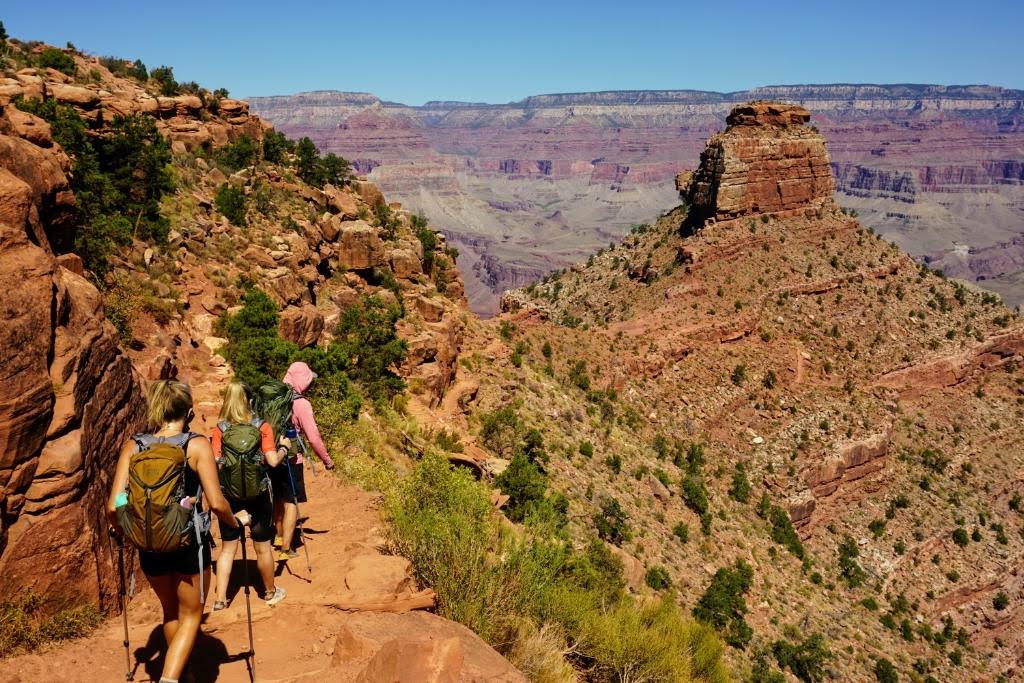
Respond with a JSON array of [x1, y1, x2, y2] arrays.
[[147, 380, 193, 428], [219, 381, 253, 425]]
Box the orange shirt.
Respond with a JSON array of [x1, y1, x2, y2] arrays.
[[211, 422, 276, 460]]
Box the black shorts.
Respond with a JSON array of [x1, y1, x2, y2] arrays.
[[270, 460, 307, 504], [139, 536, 212, 577], [220, 495, 274, 543]]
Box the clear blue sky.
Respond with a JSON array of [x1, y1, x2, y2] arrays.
[[4, 1, 1022, 105]]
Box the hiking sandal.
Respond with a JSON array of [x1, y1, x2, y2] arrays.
[[212, 600, 227, 611]]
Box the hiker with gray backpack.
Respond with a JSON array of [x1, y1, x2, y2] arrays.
[[211, 381, 290, 611], [106, 380, 245, 683], [255, 361, 335, 564]]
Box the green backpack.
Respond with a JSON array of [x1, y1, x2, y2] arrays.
[[117, 433, 201, 553], [254, 380, 295, 443], [218, 419, 269, 500]]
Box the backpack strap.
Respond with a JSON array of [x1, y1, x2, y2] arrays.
[[250, 417, 264, 428], [217, 421, 230, 433]]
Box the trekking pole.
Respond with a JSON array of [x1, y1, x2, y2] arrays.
[[109, 529, 134, 681], [285, 460, 313, 574], [239, 524, 256, 682]]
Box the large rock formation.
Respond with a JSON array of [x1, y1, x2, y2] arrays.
[[0, 104, 145, 610], [683, 101, 836, 227]]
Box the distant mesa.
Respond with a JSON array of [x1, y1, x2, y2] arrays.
[[682, 101, 836, 230]]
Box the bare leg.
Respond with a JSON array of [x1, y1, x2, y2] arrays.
[[253, 540, 276, 594], [281, 502, 298, 552], [273, 499, 284, 540], [214, 539, 239, 604], [146, 573, 180, 648], [161, 570, 208, 681]]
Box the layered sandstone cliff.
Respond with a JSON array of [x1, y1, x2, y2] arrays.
[[0, 103, 145, 609], [683, 101, 836, 227]]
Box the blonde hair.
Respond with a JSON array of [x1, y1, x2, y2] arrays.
[[219, 382, 252, 425], [147, 380, 193, 427]]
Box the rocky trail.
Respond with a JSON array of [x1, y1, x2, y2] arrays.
[[1, 469, 520, 682]]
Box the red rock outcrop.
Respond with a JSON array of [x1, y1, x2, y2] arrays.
[[0, 117, 145, 609], [684, 101, 836, 226]]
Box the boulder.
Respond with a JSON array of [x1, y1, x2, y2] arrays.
[[324, 184, 360, 219], [1, 107, 53, 147], [338, 220, 385, 270], [47, 83, 100, 108], [391, 248, 422, 279], [330, 611, 525, 682], [279, 305, 325, 348], [355, 180, 386, 210]]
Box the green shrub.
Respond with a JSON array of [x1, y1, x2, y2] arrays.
[[294, 136, 352, 187], [644, 566, 672, 591], [330, 295, 407, 401], [578, 441, 594, 458], [479, 406, 521, 458], [15, 101, 173, 276], [605, 453, 622, 475], [731, 364, 747, 386], [594, 497, 630, 546], [729, 463, 751, 503], [262, 129, 294, 164], [767, 505, 805, 560], [215, 184, 247, 225], [838, 534, 865, 587], [214, 134, 258, 173], [150, 65, 179, 95], [37, 47, 76, 75], [682, 473, 710, 516], [993, 592, 1009, 610], [496, 453, 548, 523], [773, 632, 831, 682], [673, 522, 690, 544], [952, 527, 969, 547], [693, 559, 754, 648]]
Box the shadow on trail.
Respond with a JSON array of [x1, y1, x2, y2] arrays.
[[136, 626, 237, 683], [213, 558, 267, 604]]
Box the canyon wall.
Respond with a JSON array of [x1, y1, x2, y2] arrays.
[[251, 85, 1024, 314]]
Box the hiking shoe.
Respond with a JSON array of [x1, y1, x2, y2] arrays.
[[278, 549, 298, 561], [212, 600, 227, 611], [273, 534, 283, 548], [265, 586, 286, 607]]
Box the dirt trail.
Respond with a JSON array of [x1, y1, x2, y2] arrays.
[[1, 475, 406, 682]]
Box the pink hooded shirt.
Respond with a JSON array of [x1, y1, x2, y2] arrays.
[[283, 362, 333, 468]]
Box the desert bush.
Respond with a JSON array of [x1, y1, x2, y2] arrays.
[[294, 136, 352, 187], [37, 47, 76, 75], [479, 406, 521, 458], [330, 295, 407, 401], [149, 65, 179, 95], [645, 565, 672, 591], [773, 631, 831, 682], [15, 101, 173, 276], [385, 454, 729, 681], [838, 534, 866, 587], [261, 129, 294, 165], [214, 134, 258, 173], [993, 592, 1009, 610], [496, 453, 549, 523], [693, 559, 754, 648], [0, 594, 102, 657], [729, 463, 751, 503], [594, 497, 630, 546], [215, 184, 247, 225]]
